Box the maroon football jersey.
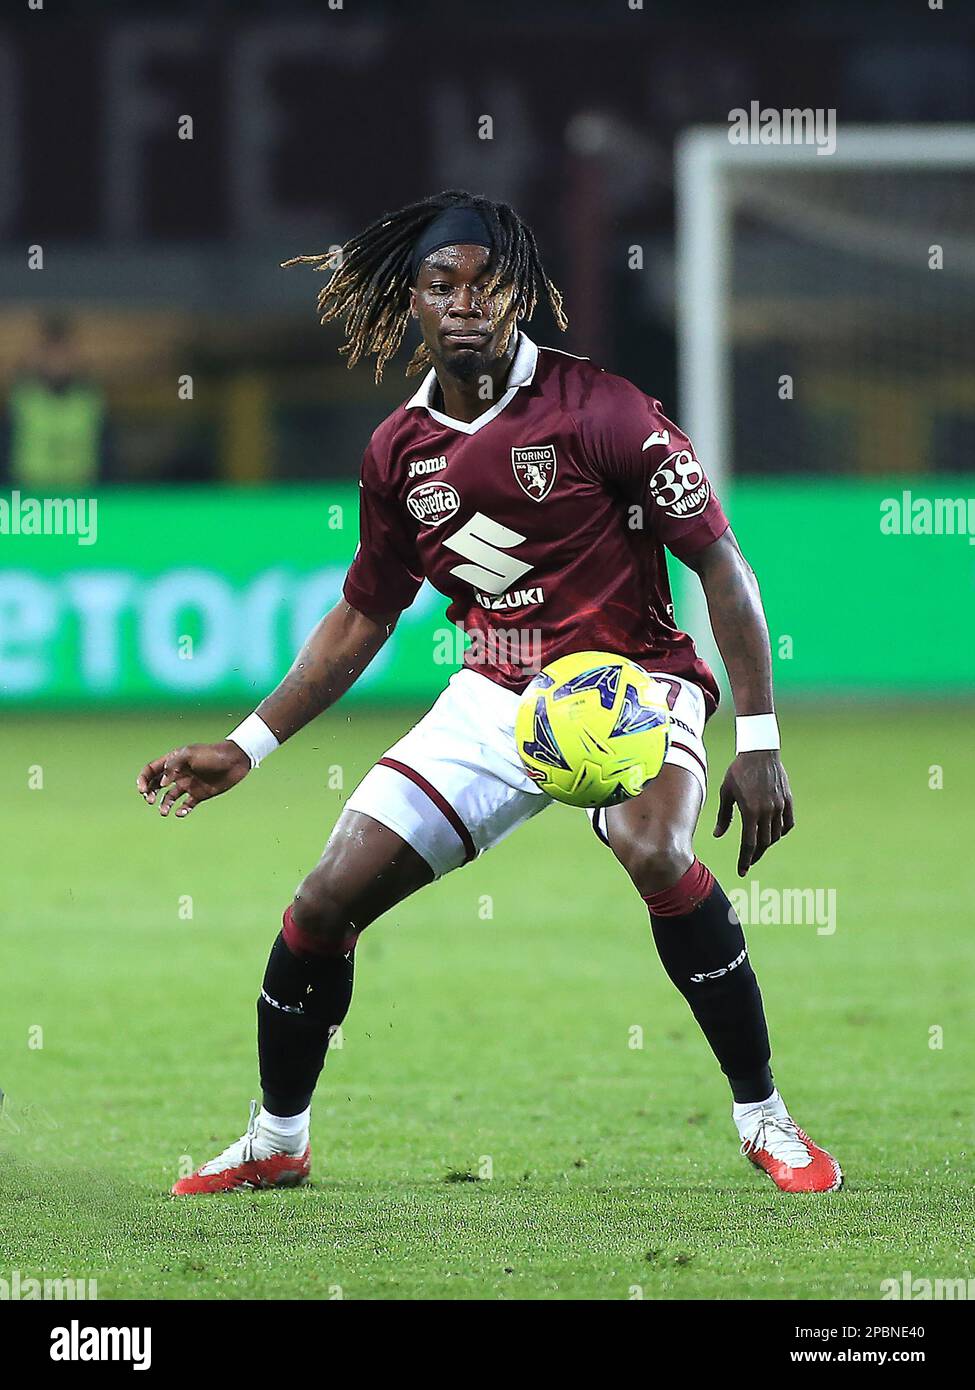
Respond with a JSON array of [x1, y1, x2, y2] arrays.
[[343, 333, 729, 713]]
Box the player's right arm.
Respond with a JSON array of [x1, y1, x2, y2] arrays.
[[137, 435, 422, 819], [136, 599, 401, 818]]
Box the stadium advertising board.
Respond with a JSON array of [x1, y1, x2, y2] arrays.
[[1, 481, 972, 705]]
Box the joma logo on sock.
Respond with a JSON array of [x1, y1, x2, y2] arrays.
[[690, 947, 746, 983]]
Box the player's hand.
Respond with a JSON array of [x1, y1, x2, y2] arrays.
[[713, 751, 795, 877], [136, 741, 251, 819]]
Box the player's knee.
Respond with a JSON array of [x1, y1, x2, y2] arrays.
[[617, 831, 694, 896], [291, 869, 352, 951]]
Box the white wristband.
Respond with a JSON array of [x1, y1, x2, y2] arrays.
[[227, 712, 280, 769], [736, 713, 780, 754]]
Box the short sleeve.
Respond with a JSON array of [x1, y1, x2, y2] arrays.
[[342, 441, 424, 617], [579, 376, 729, 560]]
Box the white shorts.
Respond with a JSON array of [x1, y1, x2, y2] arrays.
[[344, 667, 708, 879]]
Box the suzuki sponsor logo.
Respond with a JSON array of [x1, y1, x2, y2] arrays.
[[511, 443, 557, 501], [473, 586, 544, 611], [443, 511, 533, 594], [406, 479, 460, 526], [407, 454, 448, 478]]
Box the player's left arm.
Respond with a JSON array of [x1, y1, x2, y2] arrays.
[[683, 528, 795, 876], [578, 375, 794, 873]]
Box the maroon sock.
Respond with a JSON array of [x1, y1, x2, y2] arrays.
[[644, 860, 773, 1104], [257, 909, 355, 1117]]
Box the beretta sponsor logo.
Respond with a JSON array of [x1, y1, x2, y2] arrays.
[[406, 479, 460, 525], [511, 443, 557, 500]]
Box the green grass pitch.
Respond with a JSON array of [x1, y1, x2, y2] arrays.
[[0, 704, 970, 1300]]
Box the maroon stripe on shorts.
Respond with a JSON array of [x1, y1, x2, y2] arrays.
[[670, 740, 708, 780], [377, 756, 477, 864]]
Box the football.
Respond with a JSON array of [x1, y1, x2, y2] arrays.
[[514, 651, 671, 808]]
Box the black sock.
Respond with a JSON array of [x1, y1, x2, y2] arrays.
[[647, 871, 772, 1104], [257, 932, 354, 1117]]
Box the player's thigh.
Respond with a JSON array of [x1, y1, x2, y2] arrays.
[[601, 763, 705, 894], [295, 670, 549, 941], [293, 808, 434, 937], [344, 668, 550, 880]]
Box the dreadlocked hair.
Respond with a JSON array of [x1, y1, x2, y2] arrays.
[[281, 190, 568, 382]]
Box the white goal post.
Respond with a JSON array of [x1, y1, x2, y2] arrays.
[[672, 123, 975, 690]]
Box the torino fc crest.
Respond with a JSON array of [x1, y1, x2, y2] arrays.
[[511, 444, 557, 501]]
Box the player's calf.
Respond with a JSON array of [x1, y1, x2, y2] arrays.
[[260, 816, 433, 1132], [258, 909, 356, 1120]]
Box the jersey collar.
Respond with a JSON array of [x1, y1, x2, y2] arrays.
[[404, 332, 538, 435]]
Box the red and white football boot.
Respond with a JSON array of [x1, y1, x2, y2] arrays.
[[172, 1101, 310, 1195], [737, 1094, 843, 1194]]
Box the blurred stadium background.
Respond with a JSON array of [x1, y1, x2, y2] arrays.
[[2, 0, 974, 710], [2, 0, 974, 1302]]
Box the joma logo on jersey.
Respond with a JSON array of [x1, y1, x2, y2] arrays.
[[511, 444, 557, 501], [406, 479, 460, 525], [474, 586, 545, 610], [407, 454, 448, 478]]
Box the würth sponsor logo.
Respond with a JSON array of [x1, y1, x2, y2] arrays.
[[511, 443, 557, 500], [648, 450, 710, 519], [407, 453, 448, 478], [406, 479, 460, 525], [474, 585, 544, 611]]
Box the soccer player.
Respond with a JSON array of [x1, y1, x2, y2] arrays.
[[137, 191, 841, 1196]]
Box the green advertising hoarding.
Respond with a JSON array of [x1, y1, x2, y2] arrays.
[[0, 480, 973, 706], [0, 486, 448, 707]]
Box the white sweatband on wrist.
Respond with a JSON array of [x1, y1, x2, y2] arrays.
[[227, 712, 280, 769], [735, 713, 780, 754]]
